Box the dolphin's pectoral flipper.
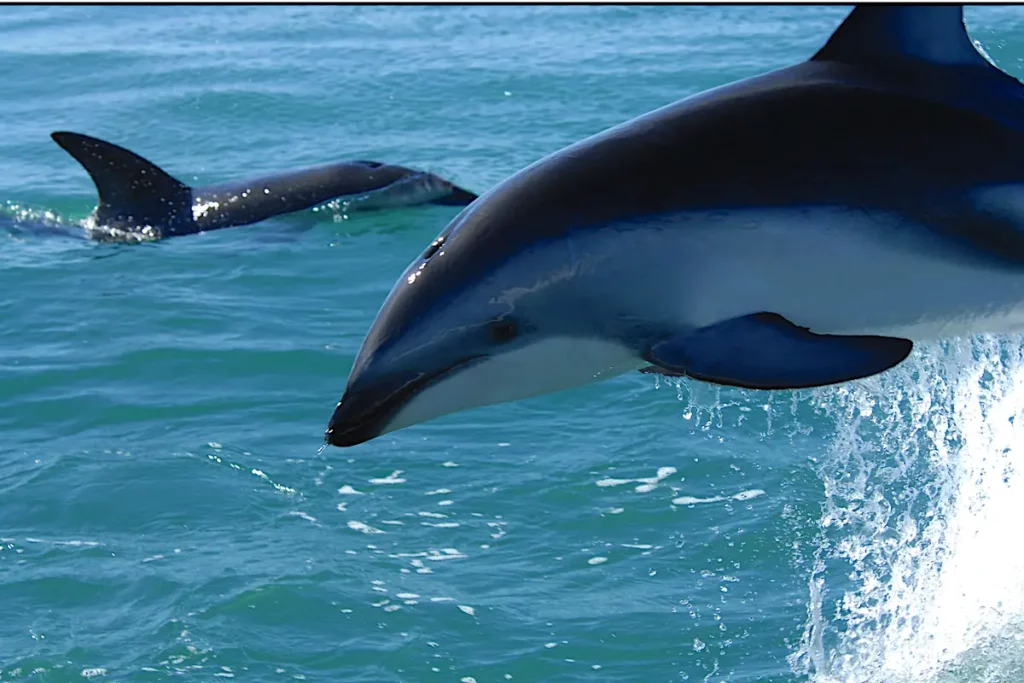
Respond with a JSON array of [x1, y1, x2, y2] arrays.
[[51, 131, 192, 230], [642, 313, 913, 390]]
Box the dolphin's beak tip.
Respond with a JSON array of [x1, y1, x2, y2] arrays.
[[324, 400, 343, 447], [323, 424, 350, 448], [324, 411, 346, 448], [323, 427, 372, 449], [324, 395, 375, 448]]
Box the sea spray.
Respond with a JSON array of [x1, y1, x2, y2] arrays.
[[789, 336, 1024, 683]]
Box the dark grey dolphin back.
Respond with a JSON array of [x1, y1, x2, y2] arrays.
[[351, 3, 1024, 363], [190, 161, 420, 231], [191, 161, 477, 231], [51, 131, 193, 232]]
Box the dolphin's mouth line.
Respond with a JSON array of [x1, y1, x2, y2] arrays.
[[325, 355, 484, 447]]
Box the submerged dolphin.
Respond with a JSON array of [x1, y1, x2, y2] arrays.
[[51, 131, 477, 241], [326, 5, 1024, 447]]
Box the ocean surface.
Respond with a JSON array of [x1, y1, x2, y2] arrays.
[[4, 5, 1024, 682]]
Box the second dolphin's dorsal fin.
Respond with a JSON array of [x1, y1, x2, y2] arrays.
[[51, 131, 192, 228], [812, 5, 991, 69]]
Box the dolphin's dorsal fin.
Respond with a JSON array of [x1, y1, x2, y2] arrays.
[[51, 131, 192, 227], [812, 5, 990, 69]]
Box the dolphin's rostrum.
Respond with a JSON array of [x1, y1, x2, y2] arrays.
[[327, 5, 1024, 447]]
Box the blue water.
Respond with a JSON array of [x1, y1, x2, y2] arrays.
[[4, 5, 1024, 682]]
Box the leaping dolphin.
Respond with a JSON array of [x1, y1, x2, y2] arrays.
[[51, 131, 477, 241], [325, 5, 1024, 447]]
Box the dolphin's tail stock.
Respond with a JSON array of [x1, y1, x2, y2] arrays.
[[51, 131, 193, 233]]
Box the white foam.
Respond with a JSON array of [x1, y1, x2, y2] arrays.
[[369, 470, 406, 485], [289, 511, 318, 524], [790, 336, 1024, 682], [251, 469, 296, 494], [347, 521, 384, 535], [23, 538, 101, 548], [671, 489, 764, 506], [596, 466, 677, 493]]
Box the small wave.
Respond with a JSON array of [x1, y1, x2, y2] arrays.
[[82, 214, 163, 243]]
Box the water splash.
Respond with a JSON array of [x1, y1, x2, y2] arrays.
[[1, 200, 65, 227], [82, 214, 162, 243], [789, 336, 1024, 683], [1, 200, 158, 243], [1, 200, 82, 242]]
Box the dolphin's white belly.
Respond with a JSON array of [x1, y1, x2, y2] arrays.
[[591, 207, 1024, 343]]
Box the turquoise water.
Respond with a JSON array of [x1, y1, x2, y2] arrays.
[[4, 5, 1024, 682]]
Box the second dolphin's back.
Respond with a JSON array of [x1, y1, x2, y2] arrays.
[[191, 161, 477, 231]]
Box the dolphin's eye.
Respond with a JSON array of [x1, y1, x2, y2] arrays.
[[489, 319, 519, 344]]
